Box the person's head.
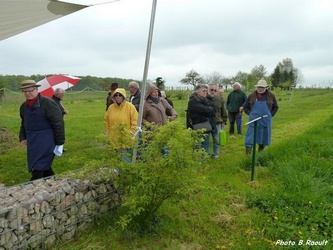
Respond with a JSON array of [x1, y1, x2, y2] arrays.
[[54, 88, 65, 100], [146, 84, 159, 99], [208, 84, 218, 96], [112, 88, 127, 104], [20, 80, 40, 100], [255, 79, 268, 94], [128, 81, 140, 95], [232, 82, 241, 91], [110, 83, 119, 92], [160, 90, 167, 98], [217, 88, 224, 96], [195, 84, 208, 98]]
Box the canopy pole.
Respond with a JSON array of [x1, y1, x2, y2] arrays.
[[132, 0, 158, 163]]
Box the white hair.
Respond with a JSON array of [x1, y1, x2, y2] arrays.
[[232, 82, 241, 88]]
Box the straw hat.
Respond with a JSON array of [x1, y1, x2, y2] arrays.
[[20, 80, 41, 89], [255, 79, 268, 88]]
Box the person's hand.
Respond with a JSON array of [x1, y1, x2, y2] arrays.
[[21, 140, 27, 145], [239, 107, 244, 112]]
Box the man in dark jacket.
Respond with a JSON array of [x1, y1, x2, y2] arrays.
[[106, 82, 119, 111], [19, 80, 65, 181], [207, 84, 228, 158], [187, 84, 216, 155], [128, 81, 141, 111], [226, 82, 247, 135], [52, 88, 68, 117]]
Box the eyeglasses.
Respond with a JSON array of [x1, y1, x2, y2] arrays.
[[210, 89, 217, 92], [22, 88, 36, 93], [114, 94, 123, 97]]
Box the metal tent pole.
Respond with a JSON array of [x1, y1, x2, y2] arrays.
[[132, 0, 158, 163]]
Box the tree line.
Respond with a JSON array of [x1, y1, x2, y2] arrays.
[[180, 58, 302, 90], [0, 57, 299, 96]]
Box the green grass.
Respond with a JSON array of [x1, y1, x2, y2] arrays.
[[1, 89, 333, 249]]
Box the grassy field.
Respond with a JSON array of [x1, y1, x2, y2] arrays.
[[1, 88, 332, 249]]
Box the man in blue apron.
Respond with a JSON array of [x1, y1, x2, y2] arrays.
[[19, 80, 65, 181], [243, 79, 279, 155]]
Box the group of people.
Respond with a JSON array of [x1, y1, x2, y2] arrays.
[[103, 82, 178, 160], [19, 78, 278, 181], [187, 79, 279, 157]]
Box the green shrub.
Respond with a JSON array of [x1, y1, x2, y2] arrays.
[[115, 121, 205, 233]]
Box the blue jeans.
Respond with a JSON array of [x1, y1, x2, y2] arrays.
[[201, 132, 210, 155], [118, 149, 132, 162], [212, 123, 221, 157]]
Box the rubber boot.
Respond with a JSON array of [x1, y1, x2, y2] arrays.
[[258, 145, 265, 152]]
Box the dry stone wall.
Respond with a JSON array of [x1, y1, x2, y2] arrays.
[[0, 177, 122, 250]]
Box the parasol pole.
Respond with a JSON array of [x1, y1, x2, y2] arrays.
[[132, 0, 158, 163]]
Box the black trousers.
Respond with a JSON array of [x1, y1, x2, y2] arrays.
[[228, 112, 239, 134], [30, 168, 55, 181]]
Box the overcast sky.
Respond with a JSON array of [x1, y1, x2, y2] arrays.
[[1, 0, 333, 87]]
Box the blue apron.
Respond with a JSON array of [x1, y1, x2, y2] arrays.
[[245, 100, 272, 147], [24, 105, 55, 171]]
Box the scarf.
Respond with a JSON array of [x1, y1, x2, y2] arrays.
[[149, 97, 160, 104], [26, 96, 38, 108]]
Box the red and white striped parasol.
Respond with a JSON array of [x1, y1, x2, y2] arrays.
[[37, 75, 81, 97]]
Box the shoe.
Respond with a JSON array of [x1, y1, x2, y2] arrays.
[[246, 147, 252, 155], [258, 145, 265, 152], [212, 155, 219, 158]]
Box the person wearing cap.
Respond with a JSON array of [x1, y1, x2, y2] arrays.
[[19, 80, 65, 181], [128, 81, 141, 111], [104, 88, 138, 162], [187, 84, 216, 155], [106, 82, 119, 111], [243, 79, 279, 155], [226, 82, 247, 135]]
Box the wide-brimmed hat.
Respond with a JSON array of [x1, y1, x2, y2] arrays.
[[20, 80, 41, 89], [255, 79, 268, 88]]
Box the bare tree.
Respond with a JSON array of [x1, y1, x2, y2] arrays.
[[180, 69, 203, 87], [203, 71, 225, 87]]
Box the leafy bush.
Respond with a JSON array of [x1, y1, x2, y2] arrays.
[[115, 121, 205, 233]]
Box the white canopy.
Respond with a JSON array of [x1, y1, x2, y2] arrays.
[[0, 0, 88, 41]]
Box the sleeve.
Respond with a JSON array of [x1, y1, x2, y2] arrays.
[[130, 105, 139, 134], [270, 95, 279, 117], [220, 99, 228, 124], [104, 110, 110, 132], [43, 98, 65, 145], [163, 99, 178, 121], [19, 104, 26, 141], [243, 96, 252, 115]]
